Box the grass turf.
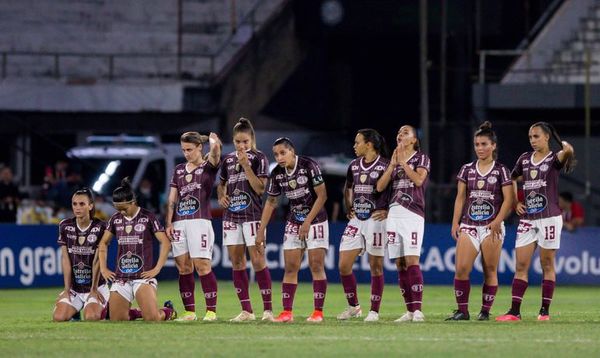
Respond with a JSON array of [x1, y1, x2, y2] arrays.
[[1, 281, 599, 357]]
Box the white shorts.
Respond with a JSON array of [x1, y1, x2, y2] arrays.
[[223, 221, 261, 247], [283, 220, 329, 251], [339, 217, 386, 256], [172, 219, 215, 259], [459, 222, 505, 252], [110, 278, 158, 303], [386, 205, 424, 259], [58, 284, 110, 312], [516, 215, 562, 250]]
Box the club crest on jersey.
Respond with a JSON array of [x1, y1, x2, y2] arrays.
[[487, 176, 497, 184], [369, 171, 379, 179], [289, 180, 297, 189], [540, 164, 549, 172], [87, 234, 97, 243], [185, 174, 193, 183], [530, 170, 538, 179], [78, 236, 86, 245], [134, 224, 146, 232], [477, 180, 485, 189], [297, 175, 308, 185], [360, 174, 367, 183], [125, 225, 132, 234]]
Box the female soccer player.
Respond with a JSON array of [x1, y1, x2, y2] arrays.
[[255, 137, 328, 323], [166, 131, 222, 321], [217, 118, 273, 322], [446, 121, 513, 321], [98, 178, 175, 321], [53, 188, 108, 321], [377, 125, 430, 322], [337, 129, 390, 322], [496, 122, 575, 321]]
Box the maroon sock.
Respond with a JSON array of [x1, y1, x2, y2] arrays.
[[100, 306, 108, 320], [510, 278, 528, 313], [398, 270, 413, 312], [313, 279, 327, 311], [233, 269, 253, 313], [282, 282, 297, 311], [129, 308, 142, 320], [200, 271, 218, 312], [481, 284, 498, 313], [341, 273, 359, 306], [161, 307, 174, 320], [541, 280, 555, 311], [178, 273, 196, 312], [370, 275, 384, 313], [453, 279, 470, 314], [255, 267, 273, 311], [407, 265, 424, 311]]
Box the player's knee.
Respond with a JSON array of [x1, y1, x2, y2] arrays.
[[454, 265, 471, 279], [230, 257, 246, 270], [539, 258, 554, 272], [370, 266, 383, 276], [515, 260, 529, 273], [84, 310, 102, 321], [338, 262, 353, 276], [483, 264, 497, 277], [309, 261, 324, 275], [52, 312, 69, 322], [284, 264, 300, 275]]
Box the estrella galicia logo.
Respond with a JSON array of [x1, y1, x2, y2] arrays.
[[468, 200, 494, 221], [399, 193, 413, 205], [353, 196, 375, 220], [118, 251, 143, 274], [292, 206, 310, 222], [72, 261, 92, 285], [526, 191, 547, 214], [228, 190, 251, 212], [177, 195, 200, 216]]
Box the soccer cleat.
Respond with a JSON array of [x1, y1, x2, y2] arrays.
[[445, 310, 470, 321], [230, 311, 256, 322], [163, 300, 178, 320], [394, 311, 414, 322], [477, 311, 490, 321], [364, 310, 379, 322], [261, 310, 274, 321], [273, 310, 294, 323], [412, 310, 425, 322], [203, 310, 217, 321], [537, 307, 550, 321], [306, 310, 324, 323], [174, 310, 197, 322], [495, 309, 521, 321], [70, 311, 81, 322], [337, 305, 362, 320]]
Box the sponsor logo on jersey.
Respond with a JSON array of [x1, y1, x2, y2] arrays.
[[228, 189, 251, 212], [468, 199, 495, 221], [297, 175, 308, 185], [177, 195, 200, 216], [525, 191, 547, 214], [353, 196, 375, 220], [73, 262, 92, 285], [118, 251, 143, 274], [398, 192, 413, 205], [291, 205, 310, 222], [91, 227, 101, 233], [65, 226, 76, 232]]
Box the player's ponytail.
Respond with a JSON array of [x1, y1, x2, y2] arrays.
[[531, 122, 577, 173], [112, 177, 136, 203], [474, 120, 498, 160], [358, 128, 390, 158], [233, 117, 257, 151], [72, 187, 96, 219]]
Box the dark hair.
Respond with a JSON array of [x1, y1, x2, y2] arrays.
[[72, 187, 95, 219], [531, 122, 577, 173], [273, 137, 295, 150], [559, 191, 573, 202], [233, 117, 257, 151], [474, 121, 498, 160], [401, 125, 421, 151], [180, 131, 209, 146], [112, 177, 136, 203], [357, 128, 390, 158]]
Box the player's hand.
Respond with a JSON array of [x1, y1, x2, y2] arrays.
[[371, 209, 387, 221], [255, 230, 266, 255], [515, 202, 526, 216], [451, 223, 460, 241], [218, 195, 230, 209], [209, 132, 221, 147], [166, 225, 175, 241], [390, 147, 399, 166], [346, 209, 355, 220], [486, 220, 502, 241], [237, 150, 250, 169], [101, 268, 115, 282], [57, 289, 71, 303], [141, 267, 160, 279], [88, 289, 106, 305], [299, 222, 311, 241]]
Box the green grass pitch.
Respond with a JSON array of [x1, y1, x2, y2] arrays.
[[1, 282, 599, 357]]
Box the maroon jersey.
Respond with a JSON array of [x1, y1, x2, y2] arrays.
[[220, 150, 269, 223], [389, 151, 431, 217], [170, 161, 219, 222], [266, 155, 328, 224], [457, 161, 512, 226], [57, 218, 106, 293], [346, 155, 391, 220], [107, 208, 164, 281], [512, 151, 563, 220]]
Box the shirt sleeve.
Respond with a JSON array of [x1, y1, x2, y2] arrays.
[[500, 165, 512, 186], [266, 170, 281, 197], [456, 164, 468, 183], [345, 165, 354, 188], [107, 214, 117, 235], [169, 166, 179, 188], [309, 160, 325, 187], [256, 152, 269, 178], [149, 213, 165, 233], [417, 153, 431, 172], [57, 222, 66, 245], [511, 154, 524, 178]]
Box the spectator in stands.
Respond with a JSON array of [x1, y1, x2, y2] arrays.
[[45, 160, 83, 209], [135, 178, 161, 214], [558, 191, 584, 231], [0, 166, 21, 223], [93, 194, 116, 221]]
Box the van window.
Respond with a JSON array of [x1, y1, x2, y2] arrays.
[[72, 159, 141, 195]]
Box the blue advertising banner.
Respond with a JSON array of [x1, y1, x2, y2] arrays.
[[1, 222, 600, 288]]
